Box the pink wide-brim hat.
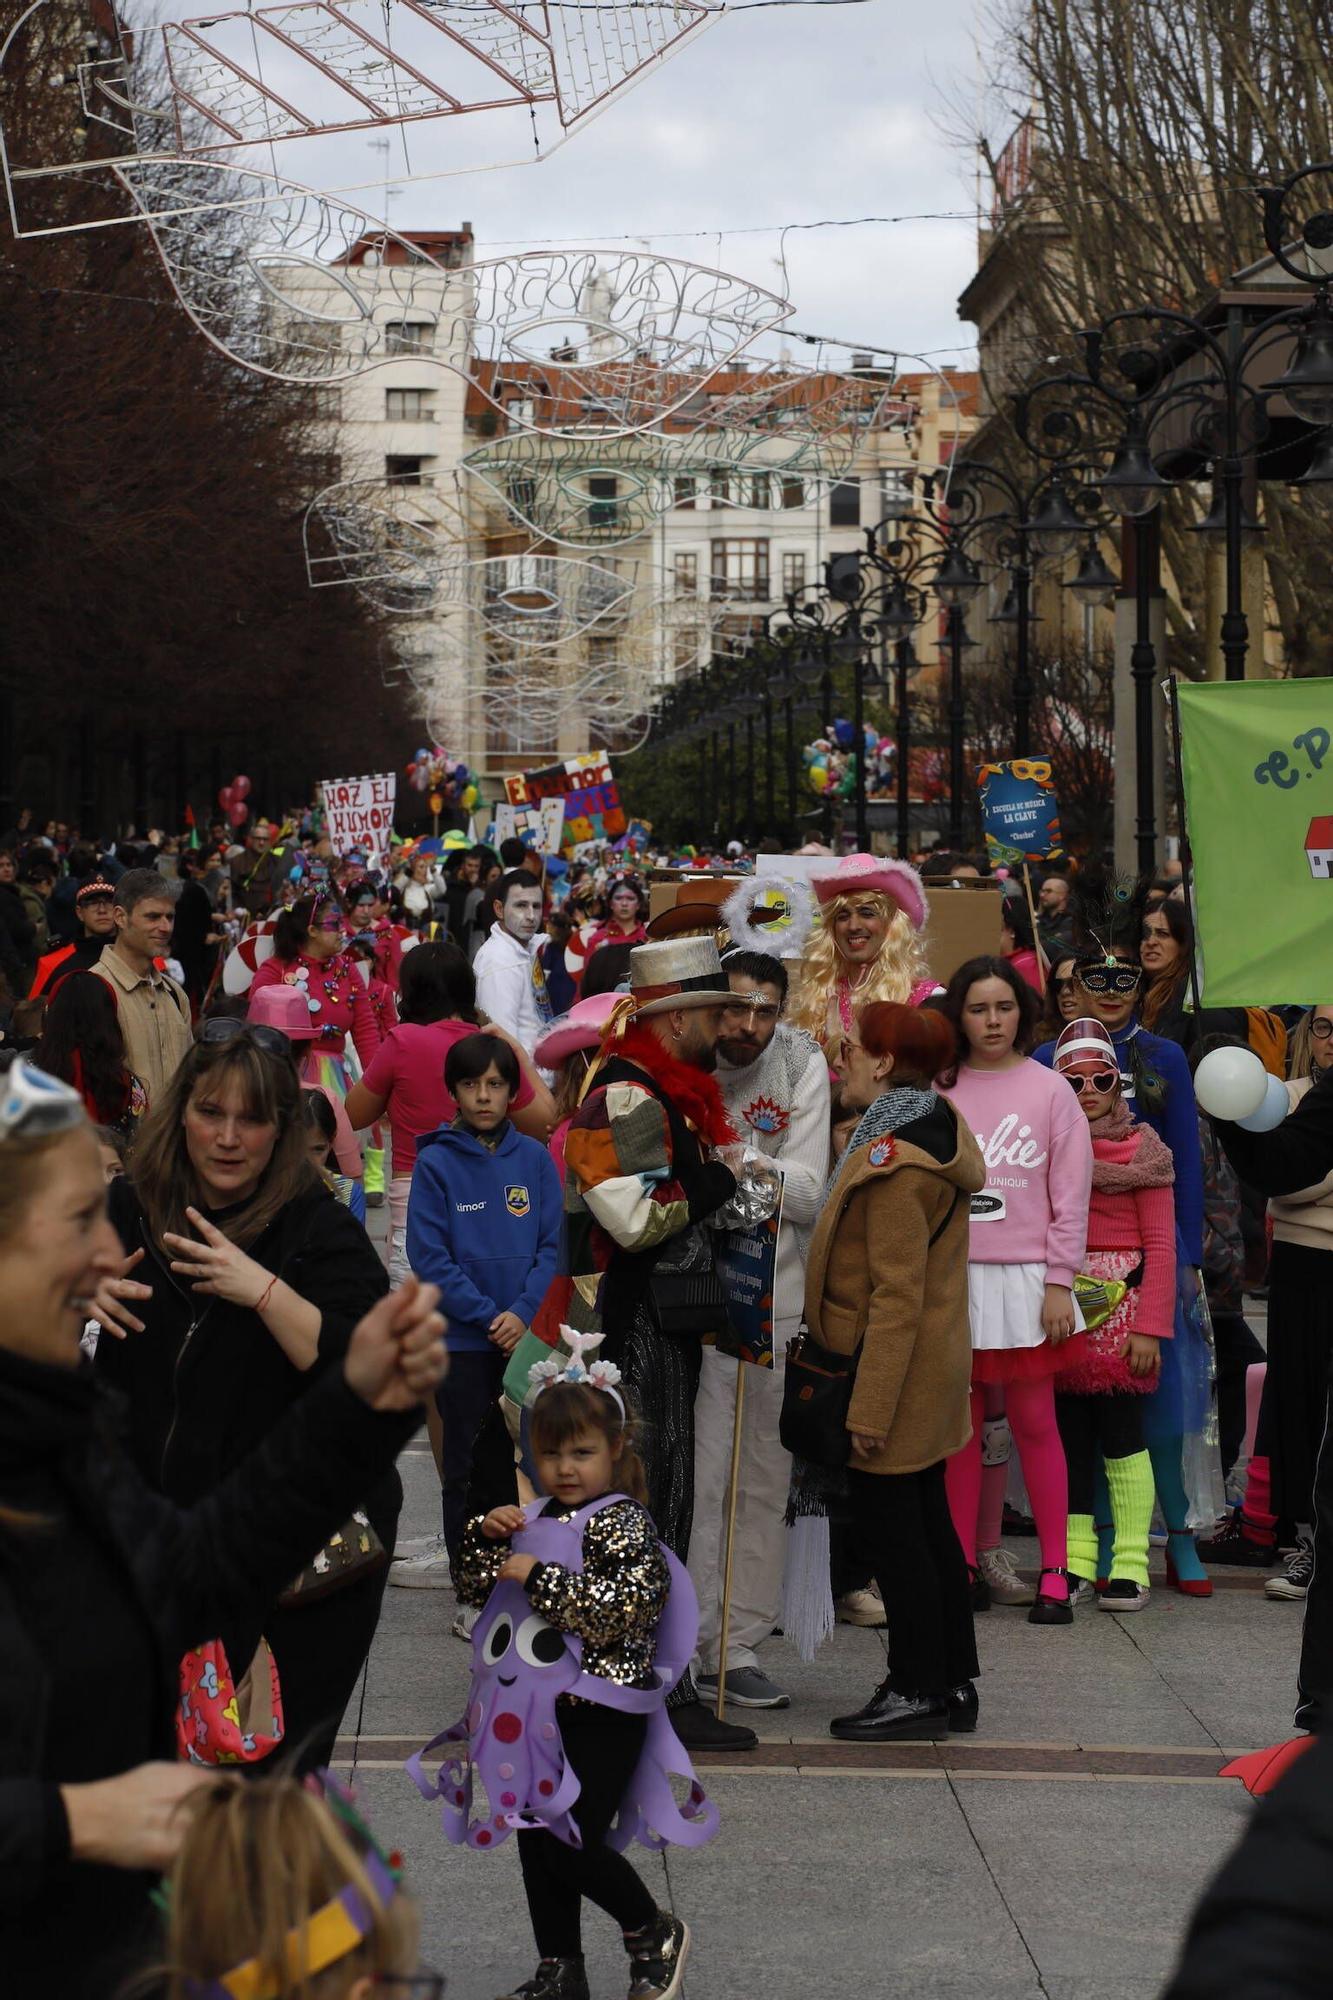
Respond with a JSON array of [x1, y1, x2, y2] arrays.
[[811, 852, 930, 931], [534, 991, 623, 1069], [247, 982, 318, 1041]]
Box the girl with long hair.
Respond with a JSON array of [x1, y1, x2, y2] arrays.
[[32, 970, 146, 1140], [250, 891, 380, 1101], [93, 1026, 400, 1768], [939, 956, 1092, 1621]]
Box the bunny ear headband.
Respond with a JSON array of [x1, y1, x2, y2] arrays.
[[528, 1326, 626, 1418]]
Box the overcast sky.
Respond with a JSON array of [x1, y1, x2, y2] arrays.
[[285, 0, 985, 371]]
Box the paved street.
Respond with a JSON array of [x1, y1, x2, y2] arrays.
[[336, 1433, 1296, 2000]]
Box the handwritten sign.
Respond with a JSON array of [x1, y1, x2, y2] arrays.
[[713, 1192, 783, 1367], [505, 755, 627, 851], [321, 773, 397, 870], [977, 758, 1063, 865]]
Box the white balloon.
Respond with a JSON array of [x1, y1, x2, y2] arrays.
[[1193, 1045, 1268, 1122], [1236, 1071, 1290, 1133]]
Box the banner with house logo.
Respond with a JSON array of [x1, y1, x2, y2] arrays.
[[976, 758, 1063, 867], [1177, 677, 1333, 1004], [712, 1187, 783, 1368]]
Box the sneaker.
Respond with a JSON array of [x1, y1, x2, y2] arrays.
[[1099, 1578, 1150, 1613], [497, 1957, 590, 2000], [624, 1911, 690, 2000], [1266, 1539, 1315, 1601], [836, 1584, 887, 1628], [393, 1532, 446, 1562], [669, 1699, 757, 1752], [977, 1547, 1035, 1606], [389, 1544, 452, 1589], [1069, 1578, 1096, 1608], [452, 1605, 480, 1640], [1195, 1511, 1278, 1567], [695, 1665, 790, 1709]]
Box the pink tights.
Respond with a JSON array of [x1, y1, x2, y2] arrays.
[[946, 1377, 1070, 1604]]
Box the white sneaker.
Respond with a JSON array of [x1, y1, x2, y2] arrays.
[[836, 1584, 887, 1629], [393, 1532, 445, 1562], [389, 1545, 452, 1589], [452, 1604, 480, 1641], [977, 1547, 1035, 1606]]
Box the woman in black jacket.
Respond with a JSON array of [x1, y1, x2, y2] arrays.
[[0, 1058, 445, 2000], [93, 1021, 397, 1770]]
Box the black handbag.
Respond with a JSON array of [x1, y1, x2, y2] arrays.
[[782, 1186, 963, 1469]]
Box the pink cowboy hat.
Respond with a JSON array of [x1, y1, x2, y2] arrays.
[[811, 852, 930, 931], [246, 983, 318, 1042], [534, 991, 623, 1069]]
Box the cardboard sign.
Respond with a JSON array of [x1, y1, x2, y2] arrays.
[[977, 759, 1064, 865], [506, 755, 627, 850], [714, 1190, 783, 1367], [321, 773, 396, 869]]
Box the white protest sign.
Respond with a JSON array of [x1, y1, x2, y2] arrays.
[[321, 773, 397, 869], [539, 798, 566, 854]]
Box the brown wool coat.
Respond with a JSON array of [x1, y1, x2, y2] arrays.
[[803, 1105, 986, 1476]]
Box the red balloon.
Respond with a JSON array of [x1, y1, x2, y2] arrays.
[[232, 775, 252, 800], [227, 802, 249, 827], [218, 786, 234, 811]]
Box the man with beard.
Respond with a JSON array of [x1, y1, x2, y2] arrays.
[[564, 936, 754, 1751], [689, 949, 830, 1713], [28, 879, 121, 999], [473, 869, 551, 1060]]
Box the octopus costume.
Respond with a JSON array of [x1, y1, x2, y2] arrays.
[[409, 1494, 717, 1852]]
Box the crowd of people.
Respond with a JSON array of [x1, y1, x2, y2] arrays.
[[4, 801, 1333, 1999]]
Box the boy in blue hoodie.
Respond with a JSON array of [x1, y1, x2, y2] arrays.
[[406, 1032, 562, 1580]]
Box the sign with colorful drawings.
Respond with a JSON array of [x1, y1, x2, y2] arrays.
[[1177, 677, 1333, 1004], [320, 772, 397, 870], [976, 758, 1064, 866], [505, 755, 627, 851]]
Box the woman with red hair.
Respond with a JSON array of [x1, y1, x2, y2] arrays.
[[804, 1001, 987, 1742]]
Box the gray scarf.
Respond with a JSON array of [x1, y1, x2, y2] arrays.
[[826, 1085, 939, 1202]]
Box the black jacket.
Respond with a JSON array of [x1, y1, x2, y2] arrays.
[[0, 1345, 419, 1997], [1217, 1067, 1333, 1199], [96, 1178, 396, 1530]]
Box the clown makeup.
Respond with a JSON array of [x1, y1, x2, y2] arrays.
[[500, 881, 544, 944], [535, 1423, 621, 1508], [832, 895, 889, 966]]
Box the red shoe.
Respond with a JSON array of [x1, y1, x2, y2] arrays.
[[1164, 1539, 1214, 1598]]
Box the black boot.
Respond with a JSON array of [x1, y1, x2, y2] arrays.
[[497, 1957, 590, 2000], [946, 1681, 979, 1733], [624, 1908, 691, 2000], [829, 1679, 950, 1742], [670, 1699, 757, 1752]]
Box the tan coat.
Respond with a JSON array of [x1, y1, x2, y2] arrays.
[[92, 944, 193, 1111], [803, 1104, 986, 1476]]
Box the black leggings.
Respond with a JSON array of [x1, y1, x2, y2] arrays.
[[845, 1462, 978, 1697], [517, 1705, 658, 1958], [1056, 1392, 1143, 1515]]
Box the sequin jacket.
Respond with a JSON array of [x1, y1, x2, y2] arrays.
[[455, 1498, 670, 1690]]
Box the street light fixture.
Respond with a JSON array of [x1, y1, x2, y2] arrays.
[[1266, 298, 1333, 425], [1064, 537, 1120, 609], [1024, 479, 1087, 559], [1098, 423, 1170, 517], [933, 545, 985, 608]]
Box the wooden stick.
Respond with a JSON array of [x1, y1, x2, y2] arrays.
[[1021, 862, 1047, 996], [714, 1362, 747, 1722]]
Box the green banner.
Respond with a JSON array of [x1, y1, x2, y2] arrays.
[[1177, 677, 1333, 1005]]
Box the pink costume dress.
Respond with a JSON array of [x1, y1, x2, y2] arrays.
[[251, 948, 381, 1099]]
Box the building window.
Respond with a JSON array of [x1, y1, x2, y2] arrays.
[[300, 386, 342, 420], [749, 474, 770, 510], [506, 476, 537, 523], [781, 477, 805, 510], [587, 475, 619, 530], [385, 320, 435, 355], [386, 388, 432, 421], [674, 475, 697, 510], [781, 551, 806, 596], [710, 538, 770, 600], [829, 478, 860, 527], [881, 467, 915, 511], [385, 455, 426, 486], [674, 552, 699, 596], [709, 466, 730, 504]]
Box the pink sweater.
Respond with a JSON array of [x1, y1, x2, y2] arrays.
[[1085, 1129, 1177, 1342], [942, 1059, 1092, 1287]]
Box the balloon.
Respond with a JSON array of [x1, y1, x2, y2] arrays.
[[809, 767, 828, 792], [228, 802, 248, 827], [833, 719, 854, 749], [232, 775, 251, 800], [1236, 1071, 1290, 1133], [1194, 1045, 1267, 1122], [463, 784, 479, 809], [415, 748, 429, 763], [454, 762, 468, 784], [218, 785, 233, 811]]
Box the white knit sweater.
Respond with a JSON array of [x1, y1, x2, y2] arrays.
[[718, 1026, 831, 1330]]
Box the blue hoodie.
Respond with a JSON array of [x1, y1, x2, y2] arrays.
[[406, 1120, 563, 1354]]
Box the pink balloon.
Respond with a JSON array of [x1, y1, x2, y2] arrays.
[[232, 775, 252, 800], [228, 802, 249, 827]]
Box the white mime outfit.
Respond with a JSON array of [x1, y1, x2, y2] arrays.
[[472, 923, 550, 1061], [689, 1024, 830, 1677]]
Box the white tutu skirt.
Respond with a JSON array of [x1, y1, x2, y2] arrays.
[[968, 1261, 1063, 1386]]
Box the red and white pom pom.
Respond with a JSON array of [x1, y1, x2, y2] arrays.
[[222, 920, 278, 996]]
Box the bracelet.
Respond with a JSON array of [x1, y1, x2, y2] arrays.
[[252, 1274, 278, 1315]]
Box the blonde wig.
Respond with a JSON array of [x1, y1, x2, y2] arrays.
[[788, 891, 932, 1045]]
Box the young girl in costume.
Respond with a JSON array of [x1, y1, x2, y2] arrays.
[[939, 957, 1093, 1623], [408, 1334, 716, 2000], [1052, 1018, 1177, 1611], [156, 1769, 438, 1999]]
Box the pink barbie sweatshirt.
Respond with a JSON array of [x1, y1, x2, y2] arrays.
[[942, 1059, 1093, 1287]]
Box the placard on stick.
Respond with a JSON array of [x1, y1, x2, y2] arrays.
[[321, 773, 397, 870], [977, 759, 1064, 867]]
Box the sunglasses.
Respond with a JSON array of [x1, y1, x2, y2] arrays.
[[1077, 964, 1144, 997], [199, 1017, 293, 1059], [1051, 976, 1074, 993], [1064, 1068, 1120, 1096]]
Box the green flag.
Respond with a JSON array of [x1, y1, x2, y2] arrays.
[[1177, 676, 1333, 1005]]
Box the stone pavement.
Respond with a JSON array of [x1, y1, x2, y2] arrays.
[[334, 1434, 1300, 2000]]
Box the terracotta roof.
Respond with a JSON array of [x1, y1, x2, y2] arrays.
[[335, 228, 473, 268]]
